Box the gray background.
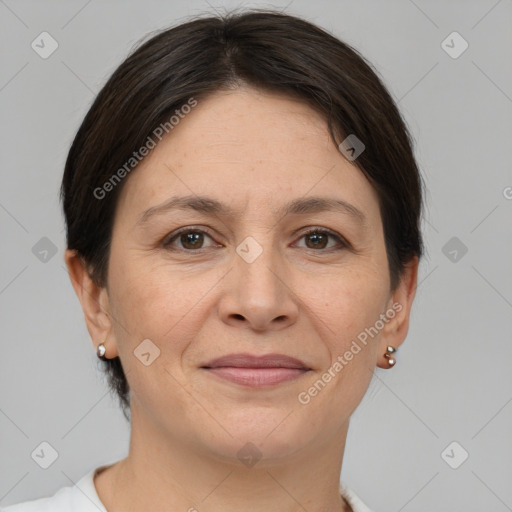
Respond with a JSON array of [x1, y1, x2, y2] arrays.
[[1, 0, 511, 510]]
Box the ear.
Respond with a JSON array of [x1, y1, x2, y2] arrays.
[[64, 249, 119, 359], [376, 255, 419, 369]]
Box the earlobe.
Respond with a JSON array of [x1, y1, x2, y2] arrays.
[[64, 249, 118, 359], [377, 256, 420, 369]]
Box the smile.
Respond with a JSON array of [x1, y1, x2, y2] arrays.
[[204, 367, 309, 387], [201, 353, 311, 387]]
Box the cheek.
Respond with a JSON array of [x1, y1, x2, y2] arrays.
[[297, 270, 387, 424], [106, 257, 209, 414], [107, 251, 239, 375], [313, 265, 389, 342], [107, 254, 205, 353]]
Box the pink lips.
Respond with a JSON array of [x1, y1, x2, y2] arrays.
[[201, 353, 310, 387]]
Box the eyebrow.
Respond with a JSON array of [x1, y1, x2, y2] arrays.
[[136, 194, 367, 227]]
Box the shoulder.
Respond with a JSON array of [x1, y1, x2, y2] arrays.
[[339, 481, 374, 512], [1, 467, 106, 512], [2, 485, 74, 512]]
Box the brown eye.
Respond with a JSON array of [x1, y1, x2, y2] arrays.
[[164, 229, 216, 251], [296, 228, 347, 251], [179, 231, 205, 249], [304, 231, 329, 249]]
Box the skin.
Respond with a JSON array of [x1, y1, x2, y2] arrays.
[[65, 86, 418, 512]]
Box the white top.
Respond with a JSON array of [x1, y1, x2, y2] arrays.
[[2, 464, 373, 512]]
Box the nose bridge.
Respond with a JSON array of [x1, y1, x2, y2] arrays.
[[217, 229, 298, 331], [234, 231, 284, 299]]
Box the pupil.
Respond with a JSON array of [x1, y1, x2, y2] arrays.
[[182, 232, 202, 248], [307, 232, 327, 249]]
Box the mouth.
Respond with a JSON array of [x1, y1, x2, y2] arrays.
[[201, 353, 311, 387]]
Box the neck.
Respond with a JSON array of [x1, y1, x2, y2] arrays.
[[95, 407, 353, 512]]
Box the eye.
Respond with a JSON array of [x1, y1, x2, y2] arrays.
[[163, 226, 348, 252], [163, 228, 218, 251], [295, 228, 347, 251]]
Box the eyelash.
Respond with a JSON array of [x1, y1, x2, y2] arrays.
[[162, 226, 349, 253]]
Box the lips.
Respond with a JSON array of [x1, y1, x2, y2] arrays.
[[203, 353, 309, 369], [201, 353, 310, 387]]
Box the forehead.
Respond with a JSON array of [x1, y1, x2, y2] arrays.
[[115, 87, 381, 225]]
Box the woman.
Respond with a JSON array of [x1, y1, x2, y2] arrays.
[[5, 9, 423, 512]]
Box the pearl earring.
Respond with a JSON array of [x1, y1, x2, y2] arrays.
[[97, 343, 108, 360], [384, 345, 397, 367]]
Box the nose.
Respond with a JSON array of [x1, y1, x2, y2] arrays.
[[217, 241, 299, 332]]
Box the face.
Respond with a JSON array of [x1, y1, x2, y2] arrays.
[[73, 87, 417, 465]]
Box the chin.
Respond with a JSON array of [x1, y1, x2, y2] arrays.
[[199, 407, 314, 467]]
